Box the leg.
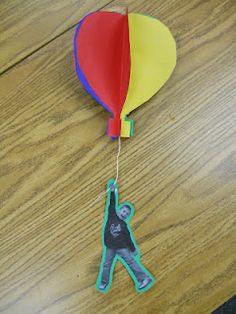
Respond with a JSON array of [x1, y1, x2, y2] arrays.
[[117, 248, 152, 289], [100, 248, 116, 284]]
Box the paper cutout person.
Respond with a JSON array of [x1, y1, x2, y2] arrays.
[[97, 179, 154, 292]]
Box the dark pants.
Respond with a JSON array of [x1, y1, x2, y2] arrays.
[[101, 248, 150, 284]]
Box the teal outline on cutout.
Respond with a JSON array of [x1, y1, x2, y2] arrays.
[[96, 179, 155, 293]]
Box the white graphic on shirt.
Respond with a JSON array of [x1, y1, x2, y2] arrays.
[[110, 223, 121, 238]]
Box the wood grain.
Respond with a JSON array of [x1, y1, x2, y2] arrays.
[[0, 0, 112, 74], [0, 0, 236, 313]]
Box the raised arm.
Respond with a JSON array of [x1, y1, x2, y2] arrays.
[[107, 181, 117, 218]]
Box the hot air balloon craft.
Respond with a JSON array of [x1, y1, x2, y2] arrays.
[[74, 9, 176, 293], [74, 10, 176, 138]]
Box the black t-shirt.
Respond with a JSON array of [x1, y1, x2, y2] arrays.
[[104, 190, 135, 252]]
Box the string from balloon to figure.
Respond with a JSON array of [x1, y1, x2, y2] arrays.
[[88, 136, 121, 209], [74, 9, 176, 293]]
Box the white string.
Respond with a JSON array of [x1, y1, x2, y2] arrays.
[[114, 136, 121, 184], [88, 137, 121, 208]]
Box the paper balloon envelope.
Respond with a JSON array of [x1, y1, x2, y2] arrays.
[[74, 11, 176, 138]]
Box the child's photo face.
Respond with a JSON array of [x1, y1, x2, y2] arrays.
[[118, 205, 131, 220]]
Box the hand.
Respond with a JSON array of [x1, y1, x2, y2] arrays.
[[110, 183, 115, 191]]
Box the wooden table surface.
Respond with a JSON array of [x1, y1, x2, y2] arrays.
[[0, 0, 236, 313]]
